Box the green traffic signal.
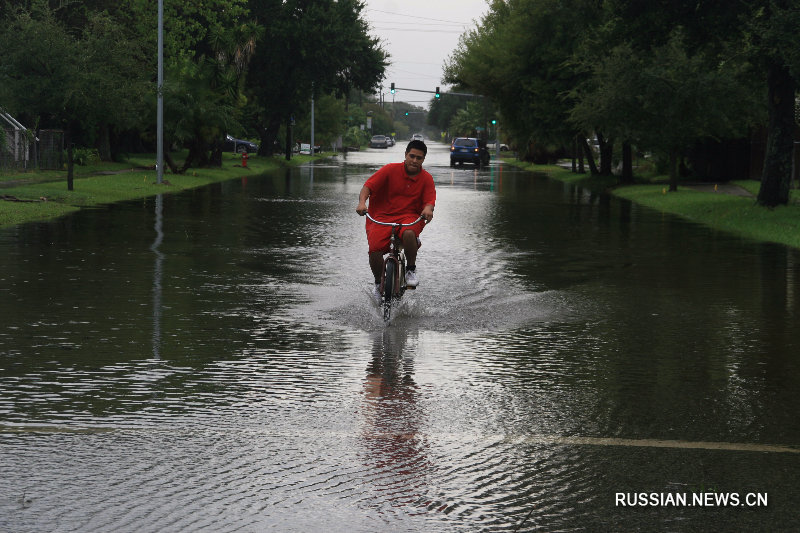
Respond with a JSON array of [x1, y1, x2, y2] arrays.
[[434, 86, 440, 98]]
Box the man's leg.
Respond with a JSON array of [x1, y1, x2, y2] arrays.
[[402, 230, 418, 268], [369, 251, 384, 284]]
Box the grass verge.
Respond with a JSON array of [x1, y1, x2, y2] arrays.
[[0, 152, 328, 228], [503, 158, 800, 250]]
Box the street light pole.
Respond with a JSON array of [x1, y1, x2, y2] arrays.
[[310, 82, 315, 157], [156, 0, 163, 184], [495, 121, 500, 160]]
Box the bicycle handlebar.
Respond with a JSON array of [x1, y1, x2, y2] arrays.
[[365, 213, 425, 227]]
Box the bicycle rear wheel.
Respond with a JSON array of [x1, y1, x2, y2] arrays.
[[382, 260, 395, 322]]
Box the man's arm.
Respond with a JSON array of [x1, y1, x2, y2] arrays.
[[421, 203, 434, 223], [356, 185, 371, 216], [421, 173, 436, 222]]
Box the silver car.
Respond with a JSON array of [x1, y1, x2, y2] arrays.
[[370, 135, 388, 148]]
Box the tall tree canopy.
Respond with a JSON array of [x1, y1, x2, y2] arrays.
[[0, 2, 149, 164], [444, 0, 799, 205], [1, 0, 389, 171], [244, 0, 388, 156]]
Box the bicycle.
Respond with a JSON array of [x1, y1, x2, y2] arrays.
[[365, 213, 425, 322]]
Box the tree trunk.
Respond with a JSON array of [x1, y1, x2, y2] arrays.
[[581, 137, 599, 175], [67, 142, 74, 191], [65, 126, 74, 191], [572, 135, 577, 173], [285, 112, 293, 161], [621, 141, 633, 184], [258, 113, 283, 157], [163, 150, 179, 174], [180, 138, 209, 173], [597, 132, 613, 175], [209, 141, 223, 167], [97, 122, 112, 161], [669, 148, 679, 192], [757, 61, 795, 207]]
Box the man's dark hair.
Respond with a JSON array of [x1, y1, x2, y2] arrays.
[[406, 139, 427, 155]]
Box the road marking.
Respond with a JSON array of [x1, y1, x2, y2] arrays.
[[2, 425, 798, 454], [504, 435, 800, 454], [0, 425, 116, 434]]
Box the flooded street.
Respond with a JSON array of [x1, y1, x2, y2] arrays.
[[1, 142, 799, 531]]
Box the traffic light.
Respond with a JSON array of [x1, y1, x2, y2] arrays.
[[405, 112, 409, 116], [390, 82, 395, 94], [491, 119, 497, 125], [434, 86, 440, 98]]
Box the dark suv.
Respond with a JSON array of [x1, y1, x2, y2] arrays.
[[450, 137, 490, 167]]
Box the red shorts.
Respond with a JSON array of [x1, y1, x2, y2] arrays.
[[366, 215, 426, 254]]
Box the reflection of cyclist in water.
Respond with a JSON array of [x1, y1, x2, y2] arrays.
[[360, 330, 430, 507], [356, 140, 436, 299]]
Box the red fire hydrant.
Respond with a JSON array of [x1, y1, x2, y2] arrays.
[[242, 151, 249, 168]]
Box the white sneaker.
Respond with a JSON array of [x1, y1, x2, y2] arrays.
[[406, 269, 418, 288]]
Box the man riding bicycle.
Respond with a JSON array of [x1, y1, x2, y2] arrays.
[[356, 139, 436, 299]]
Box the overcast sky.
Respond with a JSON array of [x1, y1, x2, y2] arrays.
[[362, 0, 491, 107]]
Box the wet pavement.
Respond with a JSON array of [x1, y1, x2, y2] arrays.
[[1, 142, 799, 531]]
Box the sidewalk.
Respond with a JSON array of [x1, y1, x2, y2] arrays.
[[682, 182, 754, 197], [1, 167, 153, 189]]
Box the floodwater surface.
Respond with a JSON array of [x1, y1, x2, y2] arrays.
[[1, 142, 799, 531]]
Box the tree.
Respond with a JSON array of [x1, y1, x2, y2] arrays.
[[569, 33, 760, 187], [638, 32, 759, 191], [78, 11, 150, 161], [745, 0, 800, 206], [448, 101, 485, 137], [292, 94, 347, 149], [444, 0, 601, 160], [245, 0, 387, 157], [0, 4, 148, 184], [427, 91, 470, 135]]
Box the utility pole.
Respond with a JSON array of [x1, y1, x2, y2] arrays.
[[495, 121, 500, 159], [310, 82, 315, 157], [156, 0, 163, 183]]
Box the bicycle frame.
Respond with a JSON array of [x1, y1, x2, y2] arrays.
[[365, 213, 424, 320]]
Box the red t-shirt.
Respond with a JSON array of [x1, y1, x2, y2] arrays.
[[364, 162, 436, 218]]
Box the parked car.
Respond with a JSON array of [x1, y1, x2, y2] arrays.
[[386, 135, 395, 147], [487, 142, 509, 151], [450, 137, 490, 167], [411, 133, 424, 142], [223, 134, 258, 153], [370, 135, 388, 148], [296, 143, 321, 154]]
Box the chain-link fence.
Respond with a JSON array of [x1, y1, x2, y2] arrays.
[[36, 129, 64, 170], [1, 128, 29, 171], [1, 126, 64, 172]]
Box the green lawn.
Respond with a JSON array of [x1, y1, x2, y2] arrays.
[[613, 182, 800, 249], [6, 154, 800, 251], [504, 158, 800, 250], [0, 152, 325, 228]]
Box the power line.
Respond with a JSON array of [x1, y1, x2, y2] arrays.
[[389, 60, 444, 66], [365, 8, 474, 25], [369, 20, 465, 27], [371, 27, 464, 34], [386, 68, 441, 76]]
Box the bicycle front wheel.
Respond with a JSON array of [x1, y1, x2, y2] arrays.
[[382, 260, 395, 322]]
